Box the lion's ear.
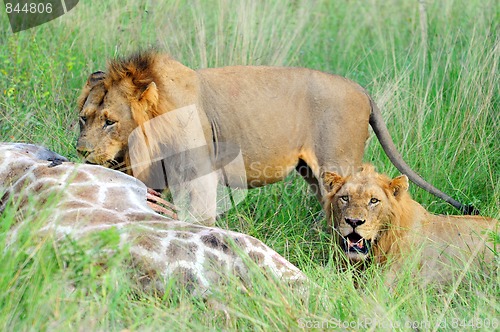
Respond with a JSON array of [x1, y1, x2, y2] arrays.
[[389, 175, 409, 198], [139, 81, 159, 107], [77, 71, 106, 111], [322, 171, 345, 194], [86, 71, 106, 88]]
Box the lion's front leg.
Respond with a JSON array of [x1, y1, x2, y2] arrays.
[[172, 171, 218, 226]]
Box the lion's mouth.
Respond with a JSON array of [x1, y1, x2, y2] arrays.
[[106, 158, 123, 168], [84, 157, 127, 173], [106, 156, 131, 173], [342, 232, 371, 256]]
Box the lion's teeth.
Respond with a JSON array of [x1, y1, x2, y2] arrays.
[[347, 238, 352, 247], [358, 239, 364, 248]]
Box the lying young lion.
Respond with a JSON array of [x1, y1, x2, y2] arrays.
[[323, 165, 498, 284]]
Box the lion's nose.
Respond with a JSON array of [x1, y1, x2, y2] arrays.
[[345, 218, 365, 228]]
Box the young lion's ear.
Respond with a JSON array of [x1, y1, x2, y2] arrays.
[[139, 81, 159, 107], [86, 71, 106, 88], [322, 171, 345, 194], [389, 175, 409, 198], [131, 82, 159, 126], [77, 71, 106, 110]]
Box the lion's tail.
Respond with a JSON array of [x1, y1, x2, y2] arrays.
[[368, 97, 478, 215]]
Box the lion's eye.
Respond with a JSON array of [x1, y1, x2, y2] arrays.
[[340, 195, 349, 203], [104, 119, 116, 127], [80, 116, 87, 123], [370, 198, 380, 204]]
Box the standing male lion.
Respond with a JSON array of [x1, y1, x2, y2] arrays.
[[76, 51, 470, 225]]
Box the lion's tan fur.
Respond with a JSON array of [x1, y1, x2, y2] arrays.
[[81, 51, 370, 179], [323, 165, 498, 284]]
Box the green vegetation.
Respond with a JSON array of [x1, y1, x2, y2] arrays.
[[0, 0, 498, 330]]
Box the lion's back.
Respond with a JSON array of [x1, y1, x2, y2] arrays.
[[418, 213, 498, 271], [196, 65, 372, 181]]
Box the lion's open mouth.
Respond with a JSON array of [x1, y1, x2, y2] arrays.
[[343, 232, 371, 255]]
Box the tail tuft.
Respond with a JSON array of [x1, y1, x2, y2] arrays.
[[461, 204, 480, 216]]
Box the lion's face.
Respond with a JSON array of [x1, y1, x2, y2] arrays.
[[323, 166, 409, 262], [76, 71, 158, 171]]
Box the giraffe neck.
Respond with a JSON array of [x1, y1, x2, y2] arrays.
[[0, 143, 307, 297]]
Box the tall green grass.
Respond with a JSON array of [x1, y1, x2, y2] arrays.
[[0, 0, 498, 330]]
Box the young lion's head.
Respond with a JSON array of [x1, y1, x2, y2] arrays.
[[76, 51, 199, 173], [323, 165, 411, 263], [76, 52, 163, 171]]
